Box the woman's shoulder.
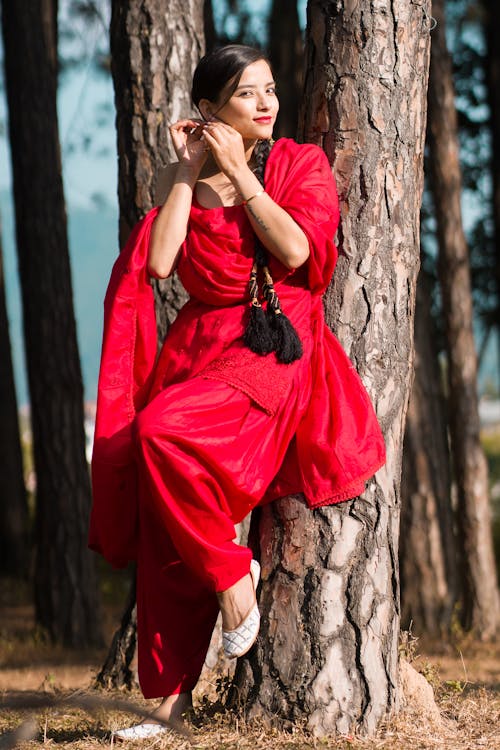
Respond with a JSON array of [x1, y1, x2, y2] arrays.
[[266, 138, 333, 192], [271, 137, 329, 163]]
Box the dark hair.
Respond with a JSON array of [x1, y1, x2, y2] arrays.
[[192, 45, 268, 110], [192, 45, 303, 364]]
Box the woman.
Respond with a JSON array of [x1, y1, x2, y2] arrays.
[[89, 45, 385, 738]]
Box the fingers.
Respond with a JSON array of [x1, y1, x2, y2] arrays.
[[169, 119, 205, 140], [203, 120, 237, 136], [170, 118, 204, 130], [202, 123, 242, 149]]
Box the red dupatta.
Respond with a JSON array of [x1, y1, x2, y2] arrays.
[[89, 139, 385, 568]]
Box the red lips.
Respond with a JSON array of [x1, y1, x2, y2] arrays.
[[254, 117, 272, 123]]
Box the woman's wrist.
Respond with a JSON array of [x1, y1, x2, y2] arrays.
[[175, 162, 202, 188]]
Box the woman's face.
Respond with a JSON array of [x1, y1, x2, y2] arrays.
[[204, 59, 279, 140]]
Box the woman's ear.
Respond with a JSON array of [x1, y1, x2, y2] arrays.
[[197, 98, 213, 121]]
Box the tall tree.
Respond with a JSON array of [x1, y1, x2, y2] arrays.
[[110, 0, 204, 338], [1, 0, 101, 646], [427, 0, 499, 638], [232, 0, 431, 735], [96, 0, 205, 687], [0, 219, 29, 577], [400, 273, 458, 637], [268, 0, 303, 138], [483, 0, 500, 336]]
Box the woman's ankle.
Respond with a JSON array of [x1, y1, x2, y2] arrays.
[[217, 572, 255, 630], [153, 691, 193, 723]]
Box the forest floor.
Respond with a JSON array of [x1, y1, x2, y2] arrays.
[[0, 576, 498, 750]]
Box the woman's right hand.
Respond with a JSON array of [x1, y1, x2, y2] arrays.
[[169, 119, 208, 172]]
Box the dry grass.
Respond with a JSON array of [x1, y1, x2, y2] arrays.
[[1, 655, 498, 749], [0, 596, 498, 750], [0, 682, 498, 750]]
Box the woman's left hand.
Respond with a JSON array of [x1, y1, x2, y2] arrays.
[[201, 121, 249, 179]]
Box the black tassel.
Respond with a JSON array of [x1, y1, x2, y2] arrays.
[[243, 303, 275, 355], [268, 309, 303, 364], [244, 139, 304, 364]]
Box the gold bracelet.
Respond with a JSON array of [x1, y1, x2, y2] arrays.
[[242, 188, 265, 205]]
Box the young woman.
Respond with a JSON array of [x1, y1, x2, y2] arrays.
[[89, 45, 385, 739]]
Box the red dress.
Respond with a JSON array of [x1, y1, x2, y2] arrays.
[[89, 138, 385, 569], [88, 138, 386, 698]]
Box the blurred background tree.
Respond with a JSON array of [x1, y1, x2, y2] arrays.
[[1, 0, 102, 647]]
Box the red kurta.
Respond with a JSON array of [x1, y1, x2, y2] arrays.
[[89, 138, 386, 569]]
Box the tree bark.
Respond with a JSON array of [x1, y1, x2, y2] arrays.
[[268, 0, 303, 139], [97, 0, 205, 687], [427, 0, 500, 639], [483, 1, 500, 337], [233, 0, 431, 735], [0, 218, 29, 577], [400, 273, 458, 637], [1, 0, 101, 646], [204, 0, 217, 54], [110, 0, 204, 339], [95, 575, 137, 690]]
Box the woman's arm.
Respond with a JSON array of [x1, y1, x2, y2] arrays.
[[148, 119, 207, 279], [148, 163, 196, 278], [235, 170, 310, 269], [202, 122, 310, 270]]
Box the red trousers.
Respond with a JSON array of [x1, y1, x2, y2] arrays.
[[133, 376, 303, 699]]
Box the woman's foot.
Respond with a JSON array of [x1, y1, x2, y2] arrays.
[[113, 692, 192, 740], [151, 691, 193, 724], [217, 560, 260, 659]]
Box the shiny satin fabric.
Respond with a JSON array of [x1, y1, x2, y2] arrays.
[[134, 376, 313, 698], [89, 138, 386, 569]]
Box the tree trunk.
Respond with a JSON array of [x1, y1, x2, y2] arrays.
[[268, 0, 303, 139], [427, 0, 500, 639], [483, 1, 500, 337], [1, 0, 102, 647], [97, 0, 205, 687], [110, 0, 204, 339], [0, 219, 29, 577], [204, 0, 216, 54], [95, 575, 137, 690], [233, 0, 431, 735], [400, 273, 458, 637]]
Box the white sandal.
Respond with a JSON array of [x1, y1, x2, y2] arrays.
[[112, 723, 167, 741], [222, 559, 261, 659]]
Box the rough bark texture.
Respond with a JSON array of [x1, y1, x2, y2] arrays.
[[400, 274, 458, 637], [1, 0, 101, 646], [97, 0, 205, 686], [233, 0, 431, 735], [204, 0, 216, 54], [484, 0, 500, 336], [0, 221, 29, 577], [110, 0, 204, 339], [95, 575, 137, 690], [427, 0, 500, 639], [268, 0, 303, 139]]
